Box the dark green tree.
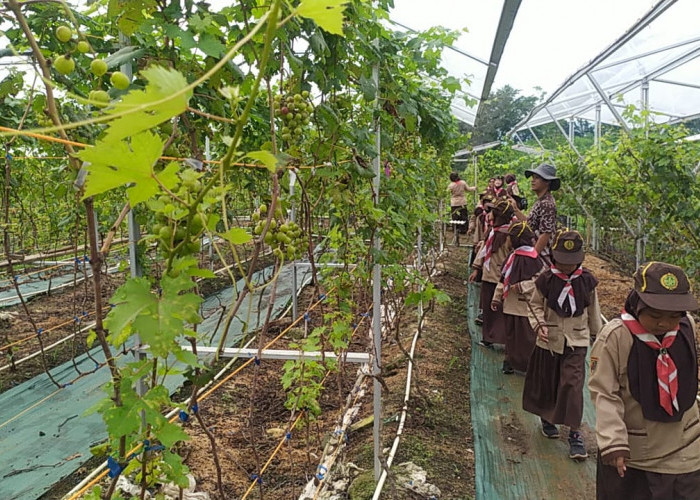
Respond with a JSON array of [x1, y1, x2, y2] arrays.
[[470, 85, 539, 146]]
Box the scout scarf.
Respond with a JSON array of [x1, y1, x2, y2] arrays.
[[536, 267, 597, 318], [478, 224, 510, 270], [501, 246, 538, 299], [622, 310, 679, 416], [550, 265, 583, 316], [623, 291, 697, 422]]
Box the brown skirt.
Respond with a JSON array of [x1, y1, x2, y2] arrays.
[[596, 452, 700, 500], [479, 281, 505, 344], [522, 345, 586, 427], [504, 314, 536, 373]]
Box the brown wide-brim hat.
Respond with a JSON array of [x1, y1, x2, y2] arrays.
[[634, 261, 699, 312], [525, 163, 560, 191], [551, 229, 584, 265]]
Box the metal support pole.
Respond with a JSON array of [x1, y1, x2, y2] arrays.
[[205, 136, 213, 271], [438, 200, 444, 254], [527, 125, 546, 150], [594, 104, 601, 149], [592, 219, 598, 252], [545, 107, 582, 159], [371, 45, 382, 482], [290, 169, 298, 320], [417, 224, 423, 319], [568, 117, 575, 145], [120, 30, 146, 422], [586, 73, 631, 134]]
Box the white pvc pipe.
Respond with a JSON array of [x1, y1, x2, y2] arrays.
[[371, 325, 420, 500]]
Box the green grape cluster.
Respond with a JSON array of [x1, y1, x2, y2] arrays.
[[273, 90, 313, 143], [51, 24, 131, 109], [149, 176, 206, 258], [252, 204, 305, 261]]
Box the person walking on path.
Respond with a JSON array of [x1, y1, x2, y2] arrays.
[[512, 163, 559, 261], [522, 229, 603, 460], [491, 221, 545, 374], [589, 262, 700, 500], [469, 199, 515, 347], [447, 172, 476, 235]]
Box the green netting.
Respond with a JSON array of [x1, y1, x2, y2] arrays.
[[466, 282, 597, 499], [0, 262, 311, 500]]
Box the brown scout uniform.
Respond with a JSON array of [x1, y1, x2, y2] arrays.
[[590, 316, 700, 474], [472, 224, 511, 345]]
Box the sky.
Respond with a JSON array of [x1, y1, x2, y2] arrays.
[[388, 0, 659, 99]]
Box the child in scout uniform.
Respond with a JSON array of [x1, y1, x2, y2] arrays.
[[469, 199, 514, 347], [490, 221, 545, 374], [521, 229, 603, 459], [589, 262, 700, 500]]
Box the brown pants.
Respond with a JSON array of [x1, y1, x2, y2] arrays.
[[597, 452, 700, 499]]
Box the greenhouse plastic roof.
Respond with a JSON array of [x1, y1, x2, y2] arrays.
[[389, 0, 522, 125], [512, 0, 700, 132]]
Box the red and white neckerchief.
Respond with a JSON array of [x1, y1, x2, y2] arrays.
[[494, 187, 504, 196], [478, 224, 510, 270], [502, 246, 538, 299], [550, 265, 583, 316], [621, 311, 679, 416]]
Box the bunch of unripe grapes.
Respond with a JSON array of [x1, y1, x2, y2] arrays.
[[52, 25, 130, 109], [151, 179, 206, 257], [252, 204, 305, 261], [273, 90, 314, 143]]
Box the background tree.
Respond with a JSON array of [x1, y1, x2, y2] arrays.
[[469, 84, 539, 146]]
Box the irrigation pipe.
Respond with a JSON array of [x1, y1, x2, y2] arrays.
[[371, 321, 421, 500]]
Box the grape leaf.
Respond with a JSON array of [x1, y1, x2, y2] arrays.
[[247, 150, 279, 172], [221, 227, 252, 245], [103, 66, 191, 143], [297, 0, 348, 36], [77, 131, 167, 205]]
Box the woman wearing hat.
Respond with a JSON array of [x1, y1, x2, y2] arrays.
[[522, 229, 602, 460], [469, 199, 515, 347], [491, 221, 545, 374], [513, 163, 559, 260], [589, 262, 700, 499], [447, 172, 476, 235]]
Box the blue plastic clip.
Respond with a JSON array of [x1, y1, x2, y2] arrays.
[[5, 153, 12, 161], [285, 431, 292, 442], [84, 255, 89, 263], [61, 382, 72, 388], [316, 465, 328, 481], [351, 323, 357, 328], [107, 456, 123, 478], [361, 312, 370, 317], [12, 275, 18, 283], [37, 328, 43, 336], [254, 356, 260, 366], [178, 410, 189, 422], [191, 403, 199, 414], [75, 257, 80, 264], [73, 315, 79, 323], [318, 294, 326, 300], [303, 312, 310, 322], [251, 473, 262, 484], [82, 311, 88, 317]]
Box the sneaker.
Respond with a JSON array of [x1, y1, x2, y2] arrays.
[[478, 340, 493, 349], [475, 312, 484, 326], [541, 420, 559, 439], [502, 360, 514, 375], [568, 431, 588, 460]]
